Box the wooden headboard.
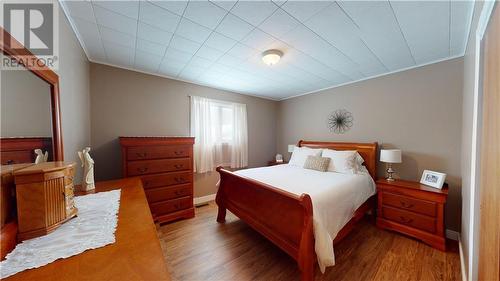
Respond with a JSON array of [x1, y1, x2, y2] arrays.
[[298, 140, 378, 179]]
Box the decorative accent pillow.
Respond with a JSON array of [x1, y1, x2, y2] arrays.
[[321, 149, 364, 174], [288, 146, 322, 167], [303, 156, 331, 172]]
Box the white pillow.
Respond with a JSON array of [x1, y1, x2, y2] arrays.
[[322, 149, 364, 174], [289, 146, 322, 167]]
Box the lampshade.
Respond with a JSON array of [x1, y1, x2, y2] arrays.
[[380, 149, 402, 163], [262, 49, 283, 66], [288, 145, 296, 153]]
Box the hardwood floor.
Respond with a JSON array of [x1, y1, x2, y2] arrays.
[[157, 202, 461, 281]]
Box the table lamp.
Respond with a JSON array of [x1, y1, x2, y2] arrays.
[[380, 149, 402, 181]]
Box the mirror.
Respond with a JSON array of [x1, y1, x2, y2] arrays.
[[1, 65, 53, 164], [0, 26, 63, 165]]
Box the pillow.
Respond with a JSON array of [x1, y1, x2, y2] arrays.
[[303, 155, 330, 172], [321, 149, 364, 174], [289, 146, 322, 167]]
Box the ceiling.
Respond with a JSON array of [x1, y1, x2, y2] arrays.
[[60, 0, 474, 100]]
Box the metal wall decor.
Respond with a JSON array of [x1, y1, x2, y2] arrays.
[[328, 109, 353, 134]]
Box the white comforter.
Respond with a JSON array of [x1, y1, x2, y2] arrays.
[[234, 164, 375, 272]]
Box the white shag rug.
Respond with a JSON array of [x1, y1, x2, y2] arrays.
[[0, 189, 121, 278]]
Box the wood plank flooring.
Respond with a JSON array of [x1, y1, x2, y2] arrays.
[[157, 202, 460, 281]]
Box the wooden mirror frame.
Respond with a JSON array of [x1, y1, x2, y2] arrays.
[[0, 27, 64, 161]]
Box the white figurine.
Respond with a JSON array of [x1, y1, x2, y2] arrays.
[[78, 147, 95, 191], [34, 149, 48, 164]]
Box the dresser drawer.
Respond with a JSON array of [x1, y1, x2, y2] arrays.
[[141, 171, 191, 189], [1, 151, 32, 165], [150, 196, 192, 215], [146, 184, 192, 203], [382, 192, 437, 217], [382, 206, 436, 233], [127, 158, 191, 176], [127, 145, 190, 160]]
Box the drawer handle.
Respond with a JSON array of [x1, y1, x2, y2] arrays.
[[174, 164, 184, 169], [136, 152, 147, 158], [144, 180, 151, 187], [174, 151, 183, 156], [6, 160, 14, 165], [399, 201, 414, 208], [174, 190, 183, 196], [137, 167, 148, 173], [399, 216, 413, 224], [174, 177, 184, 183]]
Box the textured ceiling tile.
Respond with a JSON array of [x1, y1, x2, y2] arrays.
[[190, 56, 214, 68], [169, 35, 202, 54], [204, 32, 237, 52], [137, 22, 173, 46], [165, 47, 193, 64], [134, 50, 162, 72], [93, 5, 137, 36], [450, 0, 474, 56], [139, 1, 181, 33], [390, 0, 449, 64], [175, 18, 212, 43], [215, 14, 254, 41], [93, 0, 139, 19], [148, 1, 187, 16], [281, 1, 332, 22], [72, 17, 100, 42], [210, 0, 237, 11], [338, 1, 415, 71], [226, 43, 258, 60], [103, 41, 135, 66], [196, 45, 225, 61], [230, 1, 278, 26], [184, 1, 227, 29], [99, 26, 136, 48], [136, 39, 167, 56], [218, 54, 244, 67], [259, 9, 300, 38], [241, 28, 276, 51], [63, 1, 95, 23]]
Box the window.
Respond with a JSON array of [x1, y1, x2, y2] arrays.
[[190, 96, 248, 173]]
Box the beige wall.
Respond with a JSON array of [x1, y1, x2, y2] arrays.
[[461, 2, 485, 280], [277, 58, 464, 231], [89, 63, 278, 197], [57, 7, 91, 183], [1, 69, 52, 137]]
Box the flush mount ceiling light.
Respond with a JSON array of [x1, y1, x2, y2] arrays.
[[262, 49, 283, 66]]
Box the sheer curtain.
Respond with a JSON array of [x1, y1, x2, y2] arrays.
[[190, 96, 248, 173]]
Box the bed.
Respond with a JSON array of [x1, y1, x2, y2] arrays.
[[215, 141, 378, 281]]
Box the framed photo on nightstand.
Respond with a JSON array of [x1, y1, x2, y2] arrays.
[[420, 170, 446, 189]]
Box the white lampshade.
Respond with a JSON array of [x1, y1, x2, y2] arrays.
[[288, 145, 296, 153], [380, 149, 402, 163]]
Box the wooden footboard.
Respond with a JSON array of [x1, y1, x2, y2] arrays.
[[215, 167, 315, 281]]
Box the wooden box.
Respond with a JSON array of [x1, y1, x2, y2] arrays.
[[14, 162, 78, 241]]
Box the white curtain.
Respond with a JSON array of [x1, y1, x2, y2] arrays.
[[190, 96, 248, 173]]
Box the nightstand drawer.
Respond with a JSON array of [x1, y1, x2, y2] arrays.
[[382, 206, 436, 233], [382, 192, 437, 217]]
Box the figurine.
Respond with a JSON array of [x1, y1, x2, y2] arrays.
[[34, 149, 48, 164], [78, 147, 95, 191]]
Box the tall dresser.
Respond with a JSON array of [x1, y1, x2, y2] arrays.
[[120, 137, 195, 223]]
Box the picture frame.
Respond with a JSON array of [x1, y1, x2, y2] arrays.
[[420, 170, 447, 189], [275, 154, 283, 163]]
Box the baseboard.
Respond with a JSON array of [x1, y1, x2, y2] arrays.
[[458, 235, 467, 281], [446, 229, 460, 241], [193, 194, 216, 206]]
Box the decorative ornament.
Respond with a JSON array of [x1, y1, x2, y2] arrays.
[[78, 147, 95, 191], [328, 109, 353, 134]]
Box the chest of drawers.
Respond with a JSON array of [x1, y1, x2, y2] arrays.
[[120, 137, 195, 224], [376, 179, 448, 251]]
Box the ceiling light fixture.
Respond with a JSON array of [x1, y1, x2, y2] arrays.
[[262, 49, 283, 66]]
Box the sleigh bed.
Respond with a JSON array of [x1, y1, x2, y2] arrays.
[[215, 140, 378, 281]]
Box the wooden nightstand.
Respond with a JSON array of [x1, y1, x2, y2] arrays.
[[376, 179, 448, 251], [267, 160, 288, 166]]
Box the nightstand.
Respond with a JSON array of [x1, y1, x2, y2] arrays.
[[376, 179, 448, 251], [267, 160, 288, 166]]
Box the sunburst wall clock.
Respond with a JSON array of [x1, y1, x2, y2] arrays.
[[328, 109, 353, 134]]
